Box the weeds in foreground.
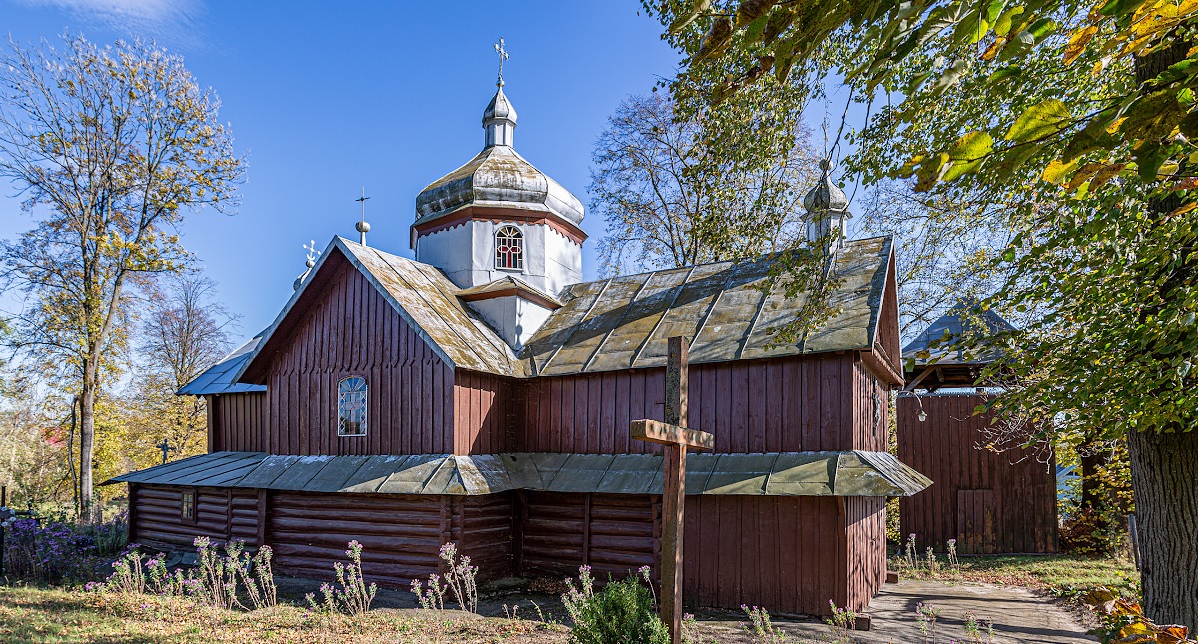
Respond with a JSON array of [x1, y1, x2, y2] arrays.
[[305, 540, 377, 616], [823, 600, 856, 643], [916, 602, 942, 643], [92, 538, 278, 613], [742, 604, 788, 643], [962, 610, 995, 643], [409, 542, 479, 613]]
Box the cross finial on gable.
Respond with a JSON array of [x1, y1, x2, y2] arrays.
[[355, 187, 372, 246], [494, 37, 509, 87]]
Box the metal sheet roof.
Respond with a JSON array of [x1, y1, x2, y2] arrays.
[[104, 449, 930, 498], [902, 303, 1016, 366], [178, 337, 268, 395], [524, 236, 894, 376]]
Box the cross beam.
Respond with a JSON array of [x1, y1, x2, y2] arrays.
[[630, 336, 713, 644]]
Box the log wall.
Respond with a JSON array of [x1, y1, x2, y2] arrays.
[[129, 484, 259, 549], [897, 393, 1058, 554], [263, 255, 455, 456]]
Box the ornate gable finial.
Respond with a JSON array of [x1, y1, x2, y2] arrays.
[[294, 239, 321, 291]]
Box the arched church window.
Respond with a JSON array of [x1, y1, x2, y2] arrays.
[[495, 226, 524, 270], [337, 376, 368, 436]]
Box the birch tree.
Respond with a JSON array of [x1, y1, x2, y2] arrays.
[[0, 35, 243, 522]]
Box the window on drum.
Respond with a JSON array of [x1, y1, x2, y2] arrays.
[[495, 225, 523, 270], [337, 376, 368, 436]]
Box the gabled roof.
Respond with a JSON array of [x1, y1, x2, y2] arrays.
[[104, 449, 930, 498], [178, 336, 267, 395], [235, 237, 527, 384], [458, 276, 562, 309], [523, 236, 895, 376], [903, 303, 1016, 366]]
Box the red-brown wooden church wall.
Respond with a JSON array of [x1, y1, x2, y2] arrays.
[[516, 492, 880, 616], [512, 352, 888, 455], [265, 491, 513, 587], [128, 484, 259, 549], [897, 394, 1058, 554], [208, 392, 267, 452], [262, 255, 455, 456], [453, 370, 511, 454], [844, 496, 887, 612]]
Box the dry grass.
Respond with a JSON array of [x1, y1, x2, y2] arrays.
[[0, 585, 569, 643]]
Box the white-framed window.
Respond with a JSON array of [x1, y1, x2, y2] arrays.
[[495, 225, 524, 270], [337, 376, 368, 436]]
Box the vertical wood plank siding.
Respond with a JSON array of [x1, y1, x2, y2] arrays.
[[897, 394, 1058, 554], [517, 492, 871, 616], [453, 370, 509, 454], [208, 393, 268, 452], [263, 256, 454, 455], [513, 353, 878, 454]]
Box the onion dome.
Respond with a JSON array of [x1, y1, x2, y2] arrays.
[[413, 84, 584, 233], [803, 159, 851, 216]]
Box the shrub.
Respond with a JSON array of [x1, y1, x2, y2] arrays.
[[306, 540, 377, 616], [562, 565, 669, 644], [2, 517, 110, 584]]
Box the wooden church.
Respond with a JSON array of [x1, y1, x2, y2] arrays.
[[108, 76, 929, 616]]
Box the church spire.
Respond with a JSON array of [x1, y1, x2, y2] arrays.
[[483, 38, 517, 148]]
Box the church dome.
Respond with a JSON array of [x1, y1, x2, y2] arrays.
[[413, 84, 584, 231], [483, 85, 517, 123], [803, 159, 850, 214]]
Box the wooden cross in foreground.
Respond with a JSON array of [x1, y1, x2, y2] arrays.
[[630, 336, 714, 644]]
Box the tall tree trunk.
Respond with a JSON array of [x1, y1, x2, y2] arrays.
[[79, 383, 97, 524], [1126, 429, 1198, 629], [1126, 35, 1198, 630]]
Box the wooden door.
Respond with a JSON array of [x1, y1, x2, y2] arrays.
[[956, 489, 996, 554]]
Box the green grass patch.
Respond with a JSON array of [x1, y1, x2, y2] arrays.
[[890, 554, 1140, 600]]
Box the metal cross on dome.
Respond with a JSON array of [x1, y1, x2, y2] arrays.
[[494, 37, 509, 85]]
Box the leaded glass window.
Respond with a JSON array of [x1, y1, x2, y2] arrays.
[[181, 490, 195, 523], [338, 376, 368, 436], [495, 225, 523, 270]]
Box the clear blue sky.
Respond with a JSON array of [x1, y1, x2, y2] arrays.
[[0, 0, 684, 338]]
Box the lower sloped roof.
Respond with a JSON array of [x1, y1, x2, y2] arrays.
[[104, 450, 930, 498]]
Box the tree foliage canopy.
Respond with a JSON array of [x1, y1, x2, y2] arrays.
[[590, 91, 819, 274]]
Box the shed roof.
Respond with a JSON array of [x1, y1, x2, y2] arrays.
[[178, 336, 268, 396], [104, 449, 929, 498], [524, 236, 895, 376]]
